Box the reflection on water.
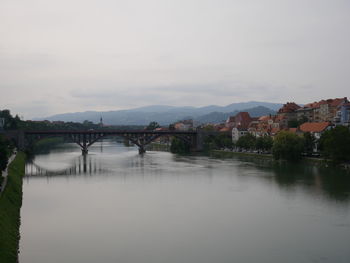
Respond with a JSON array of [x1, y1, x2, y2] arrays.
[[26, 155, 107, 176], [178, 154, 350, 205], [20, 140, 350, 263], [269, 161, 350, 203]]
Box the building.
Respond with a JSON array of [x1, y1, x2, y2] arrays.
[[296, 104, 315, 122], [277, 102, 301, 127], [248, 115, 282, 137], [174, 119, 194, 131], [226, 112, 252, 129], [297, 97, 348, 123], [232, 127, 249, 142], [228, 112, 253, 142], [299, 122, 331, 140], [299, 122, 332, 152], [334, 103, 350, 126]]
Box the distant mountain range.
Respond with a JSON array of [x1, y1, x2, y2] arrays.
[[37, 101, 282, 125]]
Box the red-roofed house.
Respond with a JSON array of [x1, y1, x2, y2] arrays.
[[226, 112, 253, 129], [299, 122, 331, 139], [228, 112, 253, 142]]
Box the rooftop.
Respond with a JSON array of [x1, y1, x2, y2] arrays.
[[299, 122, 330, 133], [278, 102, 301, 113]]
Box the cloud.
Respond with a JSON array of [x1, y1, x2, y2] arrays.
[[1, 0, 350, 118]]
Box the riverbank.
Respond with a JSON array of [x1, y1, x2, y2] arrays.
[[0, 152, 26, 263], [211, 150, 273, 159], [209, 150, 341, 168]]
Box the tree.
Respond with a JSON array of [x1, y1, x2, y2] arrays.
[[319, 126, 350, 163], [146, 121, 160, 131], [170, 137, 190, 154], [256, 136, 273, 152], [272, 131, 304, 161], [0, 109, 21, 130], [214, 134, 233, 149], [236, 133, 256, 150], [201, 124, 215, 131], [0, 135, 9, 171], [303, 132, 316, 156]]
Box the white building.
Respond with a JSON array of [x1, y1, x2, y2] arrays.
[[232, 127, 248, 142]]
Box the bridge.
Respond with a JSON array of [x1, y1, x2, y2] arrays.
[[24, 129, 200, 154], [1, 129, 229, 154]]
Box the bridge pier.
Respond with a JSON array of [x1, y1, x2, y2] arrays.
[[81, 147, 88, 155], [138, 146, 146, 154]]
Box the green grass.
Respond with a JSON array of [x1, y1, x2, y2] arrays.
[[0, 152, 26, 263]]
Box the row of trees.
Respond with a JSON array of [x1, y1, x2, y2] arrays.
[[203, 134, 233, 151], [2, 109, 148, 132], [0, 135, 13, 172], [236, 134, 274, 152], [235, 131, 315, 161]]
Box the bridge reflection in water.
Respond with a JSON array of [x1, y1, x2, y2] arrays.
[[25, 155, 108, 177]]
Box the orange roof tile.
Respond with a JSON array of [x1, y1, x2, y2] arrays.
[[299, 122, 330, 133], [330, 97, 348, 107]]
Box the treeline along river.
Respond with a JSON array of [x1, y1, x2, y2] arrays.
[[20, 139, 350, 263]]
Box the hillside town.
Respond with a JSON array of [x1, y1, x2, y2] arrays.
[[173, 97, 350, 146]]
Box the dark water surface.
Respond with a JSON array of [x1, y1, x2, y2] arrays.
[[20, 140, 350, 263]]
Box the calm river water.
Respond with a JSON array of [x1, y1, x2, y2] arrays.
[[20, 140, 350, 263]]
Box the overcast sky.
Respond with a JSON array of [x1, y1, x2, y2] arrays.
[[1, 0, 350, 119]]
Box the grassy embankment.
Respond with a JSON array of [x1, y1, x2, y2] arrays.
[[0, 152, 26, 263]]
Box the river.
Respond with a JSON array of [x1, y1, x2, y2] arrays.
[[19, 139, 350, 263]]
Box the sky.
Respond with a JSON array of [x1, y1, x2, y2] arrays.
[[1, 0, 350, 119]]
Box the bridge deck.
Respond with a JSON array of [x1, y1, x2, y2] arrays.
[[24, 130, 197, 135]]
